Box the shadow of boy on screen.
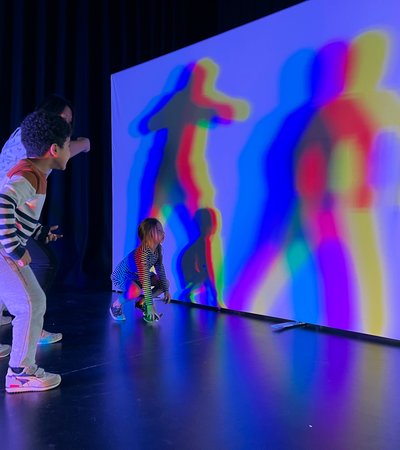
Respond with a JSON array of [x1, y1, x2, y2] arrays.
[[228, 40, 350, 323], [128, 58, 249, 305]]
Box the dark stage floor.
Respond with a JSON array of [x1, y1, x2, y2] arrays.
[[0, 291, 399, 450]]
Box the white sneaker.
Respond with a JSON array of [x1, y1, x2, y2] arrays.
[[38, 329, 63, 345], [0, 344, 11, 359], [109, 304, 126, 321], [6, 365, 61, 393], [0, 315, 12, 326]]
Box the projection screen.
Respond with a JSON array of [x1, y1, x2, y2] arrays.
[[112, 0, 400, 340]]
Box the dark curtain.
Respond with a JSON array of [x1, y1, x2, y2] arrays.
[[0, 0, 305, 290]]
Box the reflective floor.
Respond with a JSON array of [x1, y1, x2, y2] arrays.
[[0, 291, 400, 449]]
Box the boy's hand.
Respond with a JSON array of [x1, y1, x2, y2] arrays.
[[70, 137, 91, 156], [45, 225, 63, 244], [164, 291, 171, 304], [76, 137, 91, 153], [17, 250, 32, 267]]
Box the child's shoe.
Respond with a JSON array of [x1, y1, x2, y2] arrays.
[[109, 303, 126, 321], [38, 330, 63, 345], [0, 344, 11, 359], [5, 365, 61, 393]]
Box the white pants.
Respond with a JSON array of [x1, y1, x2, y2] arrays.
[[0, 249, 46, 368]]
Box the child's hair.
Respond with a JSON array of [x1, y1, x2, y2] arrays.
[[138, 218, 162, 248], [35, 94, 75, 130], [21, 111, 71, 158]]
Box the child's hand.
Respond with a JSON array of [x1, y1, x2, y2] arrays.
[[45, 225, 63, 243], [163, 291, 171, 304], [76, 137, 91, 153], [144, 304, 161, 322]]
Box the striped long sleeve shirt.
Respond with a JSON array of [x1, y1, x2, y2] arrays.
[[111, 244, 169, 305], [0, 159, 49, 260]]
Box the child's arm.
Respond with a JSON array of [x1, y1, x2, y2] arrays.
[[70, 137, 90, 158], [135, 246, 154, 306], [135, 247, 162, 321], [0, 175, 38, 262], [154, 245, 171, 303]]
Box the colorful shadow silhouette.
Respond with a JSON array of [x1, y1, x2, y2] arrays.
[[130, 58, 249, 305], [229, 30, 400, 335], [228, 41, 347, 322], [176, 208, 220, 307]]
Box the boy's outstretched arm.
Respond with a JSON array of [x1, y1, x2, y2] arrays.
[[69, 137, 90, 158]]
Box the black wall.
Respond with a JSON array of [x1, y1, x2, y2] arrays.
[[0, 0, 305, 290]]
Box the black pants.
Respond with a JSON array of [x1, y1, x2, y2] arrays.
[[27, 239, 58, 293]]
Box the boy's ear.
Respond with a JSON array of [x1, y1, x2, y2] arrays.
[[49, 143, 58, 157]]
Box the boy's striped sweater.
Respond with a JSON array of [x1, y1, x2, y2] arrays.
[[0, 159, 49, 260]]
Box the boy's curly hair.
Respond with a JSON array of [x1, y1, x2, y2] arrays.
[[21, 110, 71, 157]]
